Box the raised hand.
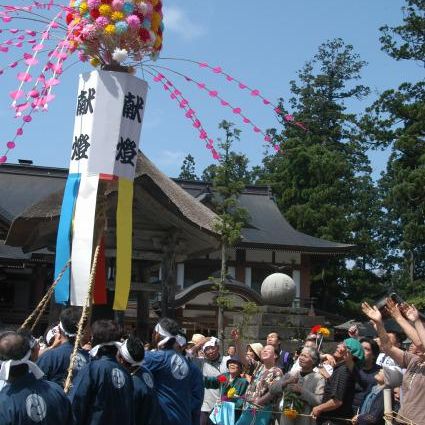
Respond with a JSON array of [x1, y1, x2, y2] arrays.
[[405, 304, 420, 322], [361, 302, 382, 323], [230, 328, 240, 342], [386, 298, 402, 320]]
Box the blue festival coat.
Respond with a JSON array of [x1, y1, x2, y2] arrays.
[[143, 349, 192, 425], [132, 365, 161, 425], [0, 372, 73, 425], [68, 354, 134, 425], [37, 341, 89, 386]]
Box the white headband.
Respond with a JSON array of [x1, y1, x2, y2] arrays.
[[89, 341, 121, 358], [59, 321, 77, 338], [155, 323, 176, 348], [203, 337, 219, 351], [46, 325, 59, 346], [0, 349, 44, 381], [119, 340, 142, 366]]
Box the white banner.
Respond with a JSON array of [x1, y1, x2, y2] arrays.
[[69, 70, 148, 179]]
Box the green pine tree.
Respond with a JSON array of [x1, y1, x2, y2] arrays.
[[258, 39, 382, 312], [361, 0, 425, 305], [178, 154, 199, 180]]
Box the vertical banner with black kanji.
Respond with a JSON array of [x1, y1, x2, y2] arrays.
[[55, 70, 148, 308]]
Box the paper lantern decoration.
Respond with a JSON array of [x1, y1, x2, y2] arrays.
[[54, 69, 147, 310]]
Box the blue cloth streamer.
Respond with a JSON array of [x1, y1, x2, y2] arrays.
[[210, 402, 235, 425], [54, 173, 81, 304]]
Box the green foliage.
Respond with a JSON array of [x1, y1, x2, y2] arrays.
[[178, 154, 199, 180], [257, 39, 380, 311], [211, 120, 250, 247], [361, 1, 425, 296], [379, 0, 425, 65]]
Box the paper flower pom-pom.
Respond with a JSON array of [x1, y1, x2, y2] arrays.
[[88, 0, 101, 9], [142, 19, 151, 29], [137, 2, 149, 15], [114, 21, 128, 34], [111, 11, 124, 21], [122, 2, 134, 14], [78, 50, 89, 62], [227, 388, 237, 398], [127, 14, 140, 29], [104, 24, 116, 34], [99, 4, 112, 16], [139, 28, 150, 42], [311, 325, 321, 334], [95, 16, 109, 27], [111, 0, 123, 10], [112, 47, 128, 62], [217, 375, 227, 384], [66, 13, 74, 25], [90, 57, 100, 67], [79, 2, 88, 13], [154, 35, 162, 49], [90, 8, 100, 19]]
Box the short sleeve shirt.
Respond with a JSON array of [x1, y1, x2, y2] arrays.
[[319, 362, 355, 421], [398, 352, 425, 425]]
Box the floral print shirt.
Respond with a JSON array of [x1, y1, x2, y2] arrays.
[[245, 361, 283, 407]]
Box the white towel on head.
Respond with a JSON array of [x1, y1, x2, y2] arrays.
[[0, 349, 44, 381], [203, 337, 219, 351]]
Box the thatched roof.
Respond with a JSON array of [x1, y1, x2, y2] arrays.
[[6, 153, 219, 252]]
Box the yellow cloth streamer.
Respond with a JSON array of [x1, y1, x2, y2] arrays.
[[113, 178, 133, 310]]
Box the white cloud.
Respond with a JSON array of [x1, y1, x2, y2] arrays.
[[163, 6, 206, 41]]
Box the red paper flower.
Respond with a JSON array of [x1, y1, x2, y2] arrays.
[[311, 325, 322, 334], [217, 375, 227, 384]]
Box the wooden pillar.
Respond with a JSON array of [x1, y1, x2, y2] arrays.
[[161, 234, 177, 318], [235, 249, 246, 282], [136, 292, 150, 341], [300, 254, 311, 299]]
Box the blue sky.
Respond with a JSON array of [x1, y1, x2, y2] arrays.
[[0, 0, 423, 179]]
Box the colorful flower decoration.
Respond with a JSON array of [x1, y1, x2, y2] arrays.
[[66, 0, 164, 67], [283, 408, 298, 419], [227, 387, 237, 398], [217, 375, 228, 384]]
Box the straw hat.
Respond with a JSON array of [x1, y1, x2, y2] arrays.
[[247, 342, 263, 359], [188, 333, 205, 345]]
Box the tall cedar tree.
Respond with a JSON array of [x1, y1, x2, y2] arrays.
[[362, 0, 425, 305], [210, 120, 249, 341], [178, 154, 199, 180], [258, 39, 383, 313]]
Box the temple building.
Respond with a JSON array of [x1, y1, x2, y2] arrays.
[[0, 154, 352, 337]]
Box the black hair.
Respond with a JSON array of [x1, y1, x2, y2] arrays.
[[17, 328, 37, 350], [91, 320, 122, 346], [227, 344, 236, 348], [157, 318, 180, 349], [158, 317, 180, 335], [0, 331, 30, 361], [126, 335, 145, 363], [60, 307, 82, 337], [360, 337, 380, 360]]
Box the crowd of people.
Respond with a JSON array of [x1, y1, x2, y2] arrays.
[[0, 297, 424, 425]]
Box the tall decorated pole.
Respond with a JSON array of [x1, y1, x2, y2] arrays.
[[51, 0, 164, 313], [55, 69, 148, 310]]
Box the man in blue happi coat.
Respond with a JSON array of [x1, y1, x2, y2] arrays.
[[37, 307, 89, 386], [0, 331, 73, 425], [143, 317, 193, 425], [117, 335, 161, 425], [68, 320, 134, 425]]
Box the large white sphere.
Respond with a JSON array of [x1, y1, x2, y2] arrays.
[[261, 273, 296, 306]]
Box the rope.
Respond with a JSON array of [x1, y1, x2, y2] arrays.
[[213, 402, 419, 424], [20, 259, 71, 331], [63, 228, 103, 394]]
